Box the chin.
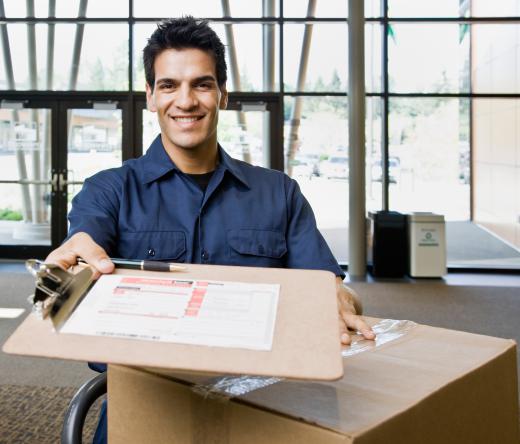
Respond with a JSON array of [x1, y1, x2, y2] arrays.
[[172, 139, 207, 151]]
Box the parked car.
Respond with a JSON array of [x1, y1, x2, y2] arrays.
[[290, 157, 314, 178], [371, 156, 401, 184], [321, 155, 349, 179], [300, 153, 321, 176]]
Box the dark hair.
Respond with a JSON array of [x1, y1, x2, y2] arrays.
[[143, 16, 227, 90]]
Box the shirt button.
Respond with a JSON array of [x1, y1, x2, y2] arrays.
[[148, 248, 155, 257], [201, 250, 209, 261]]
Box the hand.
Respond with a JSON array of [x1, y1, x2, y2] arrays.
[[45, 232, 114, 279], [336, 276, 375, 345]]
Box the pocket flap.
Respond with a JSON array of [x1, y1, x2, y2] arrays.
[[227, 229, 287, 258], [118, 231, 186, 260]]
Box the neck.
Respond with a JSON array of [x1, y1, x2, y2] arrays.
[[161, 135, 218, 174]]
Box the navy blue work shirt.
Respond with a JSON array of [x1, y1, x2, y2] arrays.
[[68, 135, 344, 278]]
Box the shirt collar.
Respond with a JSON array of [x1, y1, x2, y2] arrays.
[[217, 145, 250, 189], [141, 135, 179, 184], [141, 135, 250, 189]]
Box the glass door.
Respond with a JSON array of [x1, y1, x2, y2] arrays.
[[57, 100, 127, 239], [0, 98, 128, 258], [0, 101, 55, 258]]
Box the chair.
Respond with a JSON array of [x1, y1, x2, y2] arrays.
[[61, 372, 107, 444]]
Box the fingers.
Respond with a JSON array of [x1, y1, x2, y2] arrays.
[[340, 310, 376, 340], [338, 316, 352, 345], [45, 232, 114, 277], [45, 249, 78, 271]]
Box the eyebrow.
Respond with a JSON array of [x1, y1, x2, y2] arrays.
[[155, 75, 217, 85], [193, 75, 217, 84]]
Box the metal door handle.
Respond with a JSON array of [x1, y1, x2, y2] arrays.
[[58, 173, 83, 192], [51, 173, 59, 192]]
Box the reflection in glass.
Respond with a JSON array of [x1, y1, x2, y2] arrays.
[[66, 109, 122, 211], [133, 0, 274, 18], [365, 98, 383, 214], [284, 96, 350, 261], [3, 0, 129, 17], [472, 24, 520, 94], [283, 24, 382, 93], [388, 98, 470, 220], [133, 23, 279, 92], [219, 109, 270, 167], [0, 109, 51, 245], [283, 96, 382, 262], [142, 110, 161, 154], [67, 24, 128, 90], [0, 23, 128, 90], [388, 23, 470, 93], [388, 0, 468, 17], [283, 0, 382, 17], [472, 98, 520, 258], [471, 1, 520, 17]]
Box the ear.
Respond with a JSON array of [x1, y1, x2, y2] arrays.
[[145, 83, 157, 112], [219, 86, 228, 110]]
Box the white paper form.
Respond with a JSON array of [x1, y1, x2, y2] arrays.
[[60, 274, 280, 351]]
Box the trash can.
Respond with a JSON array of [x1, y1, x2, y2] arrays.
[[368, 211, 407, 278], [408, 212, 447, 278]]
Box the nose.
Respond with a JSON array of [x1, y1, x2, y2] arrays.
[[174, 84, 198, 110]]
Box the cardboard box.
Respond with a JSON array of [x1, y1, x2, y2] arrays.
[[108, 322, 519, 444]]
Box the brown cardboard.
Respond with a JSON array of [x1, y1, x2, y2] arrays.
[[108, 322, 519, 444], [2, 264, 343, 380]]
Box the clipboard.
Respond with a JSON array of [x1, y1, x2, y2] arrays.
[[3, 263, 344, 381], [25, 259, 95, 330]]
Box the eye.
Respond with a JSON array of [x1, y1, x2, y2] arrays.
[[197, 82, 213, 89], [159, 82, 175, 90]]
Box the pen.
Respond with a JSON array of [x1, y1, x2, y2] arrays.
[[78, 258, 187, 272], [111, 258, 187, 272]]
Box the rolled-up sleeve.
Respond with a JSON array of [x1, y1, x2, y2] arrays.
[[67, 171, 121, 255], [284, 176, 345, 278]]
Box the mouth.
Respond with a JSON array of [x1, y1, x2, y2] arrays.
[[171, 115, 204, 123]]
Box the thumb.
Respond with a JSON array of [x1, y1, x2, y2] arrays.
[[95, 257, 115, 274], [72, 233, 115, 275]]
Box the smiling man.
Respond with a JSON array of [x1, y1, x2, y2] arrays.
[[46, 16, 374, 444]]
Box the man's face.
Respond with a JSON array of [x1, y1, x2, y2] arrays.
[[146, 48, 228, 155]]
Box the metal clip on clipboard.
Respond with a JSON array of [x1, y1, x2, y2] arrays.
[[26, 259, 94, 330]]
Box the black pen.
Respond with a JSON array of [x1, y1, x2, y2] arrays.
[[111, 258, 187, 272], [78, 258, 187, 272]]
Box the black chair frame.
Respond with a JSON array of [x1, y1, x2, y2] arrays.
[[61, 372, 107, 444]]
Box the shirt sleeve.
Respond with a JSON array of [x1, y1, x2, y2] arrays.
[[66, 171, 121, 255], [284, 176, 345, 278]]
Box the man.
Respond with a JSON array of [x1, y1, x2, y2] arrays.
[[47, 16, 374, 443]]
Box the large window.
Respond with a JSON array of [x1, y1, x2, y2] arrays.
[[1, 0, 519, 267]]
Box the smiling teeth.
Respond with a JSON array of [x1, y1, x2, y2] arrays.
[[174, 117, 199, 122]]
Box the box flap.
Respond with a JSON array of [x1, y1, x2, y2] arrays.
[[230, 325, 518, 439]]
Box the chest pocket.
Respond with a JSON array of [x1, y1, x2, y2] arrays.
[[117, 231, 186, 261], [227, 229, 287, 266]]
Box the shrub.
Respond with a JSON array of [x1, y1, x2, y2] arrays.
[[0, 208, 23, 221]]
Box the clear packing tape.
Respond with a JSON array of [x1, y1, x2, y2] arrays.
[[193, 319, 417, 400], [341, 318, 417, 358]]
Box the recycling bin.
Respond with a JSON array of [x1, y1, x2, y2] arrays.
[[408, 212, 447, 278]]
